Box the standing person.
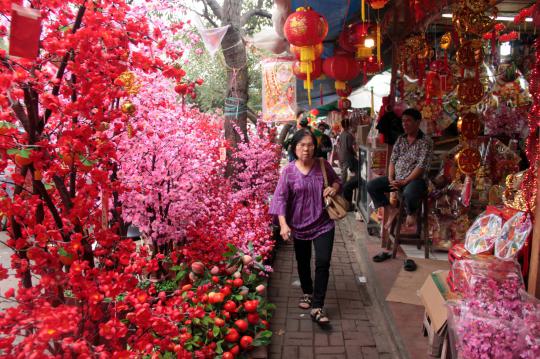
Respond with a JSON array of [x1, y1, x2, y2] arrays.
[[317, 122, 332, 160], [337, 117, 357, 183], [269, 129, 341, 324], [367, 108, 433, 231], [284, 110, 306, 162]]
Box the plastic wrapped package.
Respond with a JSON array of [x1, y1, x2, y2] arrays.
[[464, 213, 503, 255], [447, 302, 529, 359], [450, 258, 524, 301], [448, 292, 540, 359], [495, 211, 533, 260]]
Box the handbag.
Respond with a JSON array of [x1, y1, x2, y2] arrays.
[[320, 158, 349, 220]]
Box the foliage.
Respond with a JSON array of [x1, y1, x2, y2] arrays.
[[0, 0, 277, 357]]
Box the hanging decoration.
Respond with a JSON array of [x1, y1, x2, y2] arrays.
[[9, 4, 42, 59], [322, 54, 360, 111], [351, 22, 373, 60], [261, 58, 296, 123], [284, 7, 328, 106], [115, 71, 141, 139], [368, 0, 389, 10], [292, 58, 323, 90]]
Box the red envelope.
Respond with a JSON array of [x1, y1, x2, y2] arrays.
[[9, 4, 41, 59]]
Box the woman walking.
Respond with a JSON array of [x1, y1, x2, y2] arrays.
[[269, 129, 341, 324]]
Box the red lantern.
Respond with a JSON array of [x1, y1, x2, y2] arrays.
[[322, 55, 361, 90], [350, 22, 373, 59], [338, 98, 351, 110], [290, 43, 323, 60], [368, 0, 389, 10], [336, 84, 352, 97], [284, 7, 328, 62], [337, 26, 356, 54], [293, 59, 323, 80], [365, 56, 383, 75], [425, 71, 442, 104], [293, 59, 323, 91]]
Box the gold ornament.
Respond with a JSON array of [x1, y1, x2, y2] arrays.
[[457, 78, 485, 106], [455, 148, 481, 175], [457, 112, 482, 140], [115, 71, 141, 96], [440, 32, 452, 50], [503, 171, 535, 212], [121, 101, 137, 116], [456, 40, 483, 68]]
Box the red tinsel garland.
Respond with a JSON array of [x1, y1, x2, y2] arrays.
[[521, 39, 540, 215]]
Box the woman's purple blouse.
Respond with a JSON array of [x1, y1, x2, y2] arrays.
[[269, 159, 341, 240]]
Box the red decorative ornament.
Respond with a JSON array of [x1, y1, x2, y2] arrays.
[[336, 84, 352, 98], [337, 26, 356, 54], [284, 7, 328, 61], [425, 71, 442, 104], [430, 59, 454, 93], [338, 97, 351, 111], [368, 0, 389, 10], [290, 43, 323, 60], [322, 55, 361, 90], [293, 59, 323, 83], [365, 56, 383, 75], [350, 22, 373, 59]]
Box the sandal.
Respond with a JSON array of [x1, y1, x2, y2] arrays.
[[298, 294, 312, 309], [372, 252, 392, 262], [310, 308, 330, 324]]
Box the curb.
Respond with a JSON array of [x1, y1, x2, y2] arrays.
[[343, 215, 410, 359]]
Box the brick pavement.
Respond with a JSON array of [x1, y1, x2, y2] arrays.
[[268, 221, 394, 359]]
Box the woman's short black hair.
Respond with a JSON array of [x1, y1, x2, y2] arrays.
[[402, 108, 422, 121], [290, 129, 318, 160]]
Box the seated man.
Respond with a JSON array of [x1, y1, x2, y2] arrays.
[[367, 108, 433, 229]]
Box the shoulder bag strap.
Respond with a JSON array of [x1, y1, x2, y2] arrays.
[[319, 158, 329, 188]]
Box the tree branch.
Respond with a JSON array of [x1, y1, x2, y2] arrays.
[[246, 107, 257, 124], [200, 0, 222, 20], [240, 9, 271, 27]]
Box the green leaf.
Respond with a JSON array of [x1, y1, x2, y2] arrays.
[[259, 330, 273, 339], [170, 265, 184, 271], [18, 149, 31, 158], [226, 243, 238, 252], [6, 148, 18, 155], [175, 270, 187, 282], [44, 182, 54, 190], [248, 274, 256, 282], [248, 242, 254, 253], [212, 325, 220, 338], [58, 247, 71, 258], [234, 294, 243, 301], [215, 340, 224, 354], [222, 251, 234, 258]]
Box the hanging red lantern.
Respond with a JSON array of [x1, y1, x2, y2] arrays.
[[338, 97, 352, 111], [338, 26, 356, 54], [368, 0, 389, 10], [365, 56, 383, 75], [290, 43, 324, 60], [284, 7, 328, 62], [322, 55, 361, 90], [293, 59, 323, 81], [293, 59, 323, 92], [336, 84, 352, 98], [350, 22, 373, 59]]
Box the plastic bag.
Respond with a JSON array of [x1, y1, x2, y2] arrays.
[[495, 211, 532, 260], [464, 213, 503, 254], [447, 302, 529, 359], [450, 258, 524, 301]]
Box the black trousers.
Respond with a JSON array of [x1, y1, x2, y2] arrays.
[[366, 176, 427, 215], [293, 228, 335, 308]]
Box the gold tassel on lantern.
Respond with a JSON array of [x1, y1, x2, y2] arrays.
[[361, 0, 365, 22], [300, 46, 316, 62], [376, 23, 381, 64]]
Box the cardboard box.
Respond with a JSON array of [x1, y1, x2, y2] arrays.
[[419, 270, 455, 333], [420, 270, 459, 357]]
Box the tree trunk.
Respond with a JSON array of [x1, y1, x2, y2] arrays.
[[221, 0, 248, 145]]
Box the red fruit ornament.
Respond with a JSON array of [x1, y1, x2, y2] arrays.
[[240, 336, 253, 349], [221, 286, 232, 297], [230, 345, 240, 355], [234, 319, 248, 332], [233, 278, 243, 287], [222, 352, 234, 359], [247, 312, 259, 325], [214, 318, 225, 327], [191, 261, 205, 274], [224, 300, 237, 312], [243, 300, 259, 313], [225, 328, 240, 343]]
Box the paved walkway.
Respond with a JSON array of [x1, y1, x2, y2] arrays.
[[268, 219, 395, 359]]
